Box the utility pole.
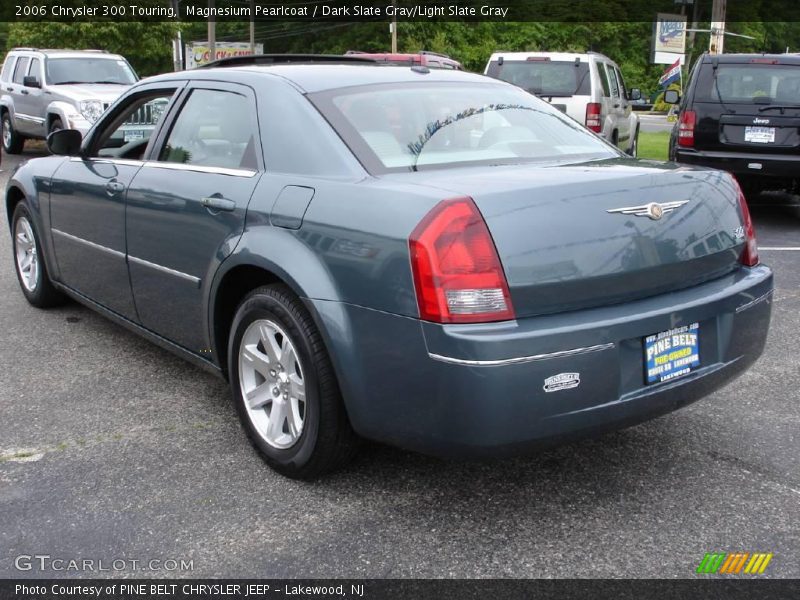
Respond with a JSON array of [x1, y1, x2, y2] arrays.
[[391, 0, 397, 53], [249, 0, 255, 53], [208, 0, 216, 63], [171, 0, 182, 71], [709, 0, 726, 55]]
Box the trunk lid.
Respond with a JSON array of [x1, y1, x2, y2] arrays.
[[391, 159, 745, 318]]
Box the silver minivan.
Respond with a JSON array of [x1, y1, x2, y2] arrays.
[[485, 51, 640, 156]]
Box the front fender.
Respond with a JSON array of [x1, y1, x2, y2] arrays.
[[45, 100, 79, 130], [0, 96, 15, 118], [6, 156, 69, 281]]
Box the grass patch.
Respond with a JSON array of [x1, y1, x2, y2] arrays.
[[638, 131, 671, 161]]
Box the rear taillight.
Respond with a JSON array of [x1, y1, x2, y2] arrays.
[[409, 197, 515, 324], [585, 102, 602, 133], [677, 110, 696, 147], [733, 178, 759, 267]]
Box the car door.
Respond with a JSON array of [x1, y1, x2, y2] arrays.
[[49, 83, 182, 319], [9, 56, 34, 135], [19, 57, 46, 137], [125, 82, 262, 352], [611, 65, 633, 148]]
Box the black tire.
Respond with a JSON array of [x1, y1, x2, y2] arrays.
[[11, 203, 66, 308], [228, 284, 358, 479], [628, 127, 639, 157], [48, 117, 64, 135], [2, 111, 25, 154]]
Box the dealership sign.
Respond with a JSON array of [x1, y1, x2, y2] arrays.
[[186, 42, 264, 69], [652, 13, 687, 65]]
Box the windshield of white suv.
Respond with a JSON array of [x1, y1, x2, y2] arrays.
[[311, 82, 617, 173], [486, 60, 591, 97], [46, 57, 137, 85]]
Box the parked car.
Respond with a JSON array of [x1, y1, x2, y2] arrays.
[[667, 52, 800, 197], [7, 57, 772, 479], [484, 51, 641, 155], [345, 50, 463, 70], [0, 48, 139, 154]]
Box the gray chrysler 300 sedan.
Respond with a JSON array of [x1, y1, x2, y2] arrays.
[[6, 57, 773, 478]]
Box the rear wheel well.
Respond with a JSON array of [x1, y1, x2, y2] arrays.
[[213, 265, 282, 378], [5, 186, 25, 230]]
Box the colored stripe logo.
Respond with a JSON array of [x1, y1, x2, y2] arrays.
[[696, 552, 773, 574]]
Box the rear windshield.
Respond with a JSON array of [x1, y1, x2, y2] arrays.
[[45, 57, 138, 85], [310, 82, 617, 173], [695, 63, 800, 104], [486, 60, 591, 97]]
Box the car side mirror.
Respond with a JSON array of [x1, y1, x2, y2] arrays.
[[47, 128, 82, 156], [22, 75, 41, 89], [664, 90, 680, 104], [629, 88, 642, 101]]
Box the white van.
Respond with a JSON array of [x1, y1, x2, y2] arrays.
[[484, 51, 640, 156]]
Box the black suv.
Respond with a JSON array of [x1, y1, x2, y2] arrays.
[[668, 53, 800, 197]]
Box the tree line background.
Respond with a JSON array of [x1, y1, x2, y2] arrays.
[[1, 20, 799, 94]]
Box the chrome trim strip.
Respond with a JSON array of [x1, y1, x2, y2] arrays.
[[69, 157, 144, 167], [735, 289, 773, 314], [128, 255, 201, 287], [428, 343, 615, 367], [16, 113, 45, 124], [51, 228, 125, 259], [143, 161, 257, 178]]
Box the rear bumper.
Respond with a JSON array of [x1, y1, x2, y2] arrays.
[[675, 147, 800, 179], [310, 265, 773, 457]]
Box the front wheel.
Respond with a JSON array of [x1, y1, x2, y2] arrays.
[[228, 284, 358, 479], [628, 127, 639, 158], [2, 112, 25, 154], [11, 203, 65, 308]]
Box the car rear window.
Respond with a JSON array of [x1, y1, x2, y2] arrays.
[[694, 63, 800, 104], [310, 82, 616, 173], [486, 59, 591, 97]]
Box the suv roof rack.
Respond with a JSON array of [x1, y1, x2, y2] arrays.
[[418, 50, 451, 58], [10, 47, 38, 52], [198, 54, 376, 69]]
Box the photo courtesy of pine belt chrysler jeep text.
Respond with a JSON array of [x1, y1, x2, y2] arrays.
[[6, 56, 773, 478]]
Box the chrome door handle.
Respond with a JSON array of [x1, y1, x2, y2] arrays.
[[105, 181, 125, 194], [201, 196, 236, 212]]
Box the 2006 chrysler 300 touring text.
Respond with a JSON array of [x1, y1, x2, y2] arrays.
[[6, 56, 773, 478]]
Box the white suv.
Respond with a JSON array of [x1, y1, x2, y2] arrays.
[[485, 51, 640, 156], [0, 48, 138, 154]]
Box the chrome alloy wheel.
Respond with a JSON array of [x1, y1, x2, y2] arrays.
[[14, 216, 40, 292], [238, 319, 307, 449]]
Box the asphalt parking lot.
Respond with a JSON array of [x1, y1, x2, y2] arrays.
[[0, 147, 798, 579]]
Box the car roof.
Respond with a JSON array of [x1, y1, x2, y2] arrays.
[[146, 64, 499, 93], [10, 48, 125, 60], [487, 51, 612, 64], [700, 53, 800, 65]]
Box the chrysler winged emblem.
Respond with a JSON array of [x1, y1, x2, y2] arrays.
[[607, 200, 689, 221]]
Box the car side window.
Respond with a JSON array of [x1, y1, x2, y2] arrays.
[[614, 67, 628, 99], [91, 90, 176, 160], [597, 63, 611, 97], [28, 58, 41, 79], [12, 57, 30, 84], [1, 57, 16, 82], [158, 88, 258, 171], [605, 64, 620, 98]]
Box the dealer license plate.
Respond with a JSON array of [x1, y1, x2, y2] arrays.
[[644, 323, 700, 384], [744, 126, 775, 144], [123, 130, 145, 143]]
